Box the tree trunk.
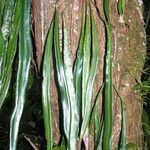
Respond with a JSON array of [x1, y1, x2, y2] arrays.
[[31, 0, 145, 148]]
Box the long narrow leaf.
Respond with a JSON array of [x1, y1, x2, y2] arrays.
[[10, 0, 31, 149], [0, 30, 4, 74], [81, 4, 91, 119], [102, 0, 113, 149], [0, 0, 20, 109], [113, 86, 126, 150], [119, 98, 126, 150], [73, 3, 85, 116], [80, 4, 99, 138], [62, 15, 79, 149], [54, 9, 71, 144], [42, 21, 54, 150], [102, 24, 113, 150], [54, 10, 79, 149], [92, 85, 104, 149]]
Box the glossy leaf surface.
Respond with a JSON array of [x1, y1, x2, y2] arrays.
[[80, 4, 99, 138], [103, 0, 113, 149], [0, 0, 20, 109], [10, 0, 31, 149], [42, 20, 54, 149], [54, 10, 79, 149]]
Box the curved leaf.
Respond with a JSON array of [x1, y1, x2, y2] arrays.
[[73, 3, 86, 116], [54, 10, 79, 149], [63, 15, 79, 149], [0, 0, 20, 109], [80, 4, 99, 138], [81, 4, 91, 119], [42, 20, 54, 150], [119, 98, 126, 150], [102, 0, 113, 149], [114, 86, 126, 150], [10, 0, 31, 149]]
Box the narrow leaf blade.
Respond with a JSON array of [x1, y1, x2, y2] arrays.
[[54, 10, 79, 149], [42, 20, 54, 150], [80, 4, 99, 138], [102, 0, 113, 149], [0, 0, 20, 109], [10, 0, 31, 149]]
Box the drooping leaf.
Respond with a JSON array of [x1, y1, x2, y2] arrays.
[[81, 4, 91, 120], [10, 0, 31, 149], [42, 20, 54, 150], [80, 3, 99, 138], [62, 14, 79, 149], [54, 9, 79, 149], [0, 30, 4, 74], [92, 85, 104, 149], [73, 2, 86, 116], [0, 0, 20, 109], [102, 24, 113, 150], [114, 86, 126, 150], [102, 0, 113, 149], [119, 98, 126, 150], [113, 85, 126, 150]]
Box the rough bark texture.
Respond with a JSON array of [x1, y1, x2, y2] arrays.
[[31, 0, 146, 148]]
